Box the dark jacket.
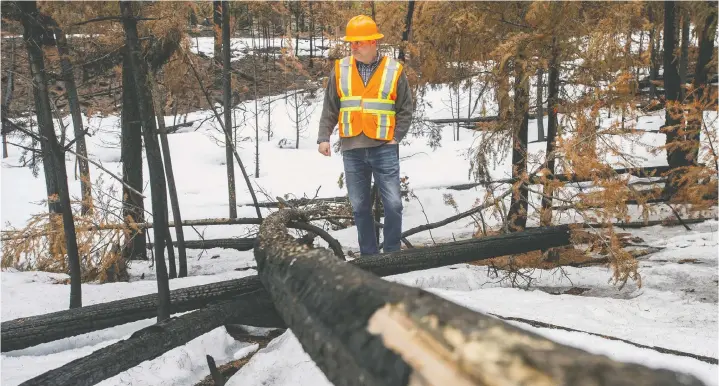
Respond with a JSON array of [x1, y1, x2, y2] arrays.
[[317, 56, 413, 152]]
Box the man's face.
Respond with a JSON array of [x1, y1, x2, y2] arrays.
[[350, 40, 377, 64]]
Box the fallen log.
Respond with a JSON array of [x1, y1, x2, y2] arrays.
[[445, 165, 673, 191], [18, 290, 284, 386], [239, 195, 349, 208], [147, 238, 256, 251], [253, 209, 705, 386], [424, 114, 537, 125], [2, 225, 572, 352]]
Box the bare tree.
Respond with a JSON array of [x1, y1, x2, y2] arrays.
[[213, 0, 222, 69], [398, 0, 415, 62], [506, 50, 530, 231], [536, 68, 545, 141], [540, 37, 560, 226], [53, 26, 92, 215], [2, 37, 15, 159], [663, 1, 684, 197], [121, 49, 147, 261], [120, 0, 171, 321], [19, 0, 82, 308], [222, 1, 237, 218]]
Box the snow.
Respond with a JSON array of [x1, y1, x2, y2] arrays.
[[190, 36, 337, 61], [2, 61, 718, 385]]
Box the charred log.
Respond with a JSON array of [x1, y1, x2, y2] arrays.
[[147, 238, 255, 251], [446, 165, 674, 191], [2, 225, 571, 352], [18, 292, 282, 386], [253, 209, 704, 386]]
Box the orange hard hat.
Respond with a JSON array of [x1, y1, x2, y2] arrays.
[[342, 15, 384, 42]]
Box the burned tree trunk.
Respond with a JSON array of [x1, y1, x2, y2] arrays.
[[147, 237, 255, 251], [121, 1, 171, 321], [507, 51, 530, 231], [397, 0, 415, 62], [648, 6, 660, 100], [20, 0, 83, 309], [2, 37, 16, 159], [541, 37, 560, 226], [222, 0, 238, 219], [662, 1, 685, 198], [150, 76, 187, 278], [308, 1, 314, 68], [679, 8, 689, 101], [687, 7, 717, 165], [253, 209, 704, 386], [18, 292, 283, 386], [120, 49, 147, 261], [536, 67, 545, 141], [54, 26, 92, 215], [2, 225, 572, 352], [213, 0, 222, 69]]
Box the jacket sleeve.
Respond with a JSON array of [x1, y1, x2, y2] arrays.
[[392, 70, 413, 142], [317, 67, 340, 143]]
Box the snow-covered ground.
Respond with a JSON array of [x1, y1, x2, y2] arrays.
[[1, 74, 718, 385], [190, 36, 336, 61]]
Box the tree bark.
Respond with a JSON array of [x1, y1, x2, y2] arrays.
[[507, 52, 530, 231], [54, 26, 92, 215], [120, 49, 147, 261], [253, 31, 260, 178], [685, 7, 716, 168], [253, 210, 704, 386], [213, 0, 222, 68], [648, 6, 659, 99], [17, 293, 283, 386], [308, 1, 314, 68], [222, 1, 238, 219], [150, 78, 186, 278], [536, 67, 545, 141], [679, 8, 689, 101], [397, 0, 415, 62], [18, 1, 82, 308], [20, 0, 83, 309], [148, 237, 255, 251], [2, 37, 16, 159], [165, 230, 177, 279], [2, 225, 572, 352], [120, 1, 171, 322], [662, 1, 685, 198], [541, 37, 560, 226]]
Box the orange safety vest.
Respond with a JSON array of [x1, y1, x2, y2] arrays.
[[335, 55, 403, 141]]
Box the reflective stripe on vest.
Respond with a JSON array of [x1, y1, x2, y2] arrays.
[[336, 56, 402, 140], [374, 58, 401, 139], [338, 57, 355, 136]]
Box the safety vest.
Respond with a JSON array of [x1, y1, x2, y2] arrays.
[[335, 55, 403, 141]]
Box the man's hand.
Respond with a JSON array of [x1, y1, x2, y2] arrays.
[[318, 141, 331, 156], [388, 139, 398, 145]]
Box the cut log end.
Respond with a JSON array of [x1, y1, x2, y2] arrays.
[[254, 209, 707, 386]]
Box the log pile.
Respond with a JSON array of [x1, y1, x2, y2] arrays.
[[253, 209, 706, 386], [7, 208, 708, 386], [3, 225, 572, 352]]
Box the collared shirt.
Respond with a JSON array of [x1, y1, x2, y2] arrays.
[[355, 54, 381, 85]]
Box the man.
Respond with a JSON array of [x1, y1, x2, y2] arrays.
[[317, 15, 413, 256]]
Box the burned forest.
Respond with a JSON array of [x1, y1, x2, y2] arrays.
[[0, 1, 717, 386]]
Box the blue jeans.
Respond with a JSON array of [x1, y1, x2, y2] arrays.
[[342, 144, 403, 255]]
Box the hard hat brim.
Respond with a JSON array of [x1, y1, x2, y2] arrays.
[[342, 33, 384, 42]]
